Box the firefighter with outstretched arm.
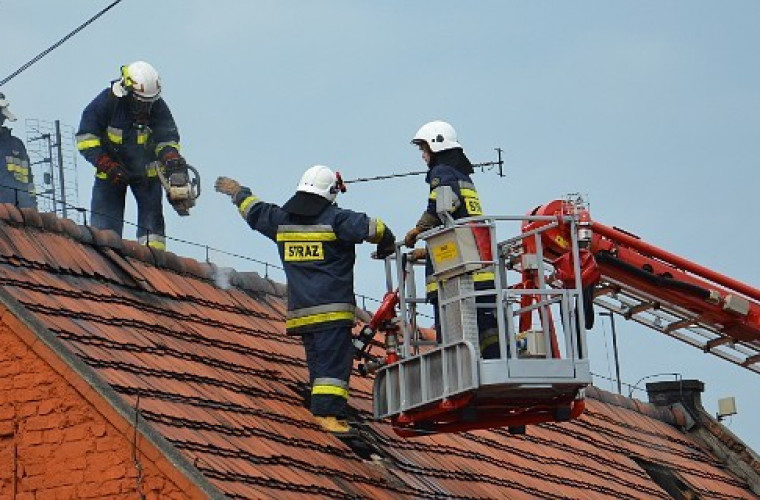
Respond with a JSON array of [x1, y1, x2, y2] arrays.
[[215, 166, 395, 436]]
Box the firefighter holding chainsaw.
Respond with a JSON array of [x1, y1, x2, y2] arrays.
[[215, 166, 395, 437], [403, 120, 499, 358], [76, 61, 193, 250]]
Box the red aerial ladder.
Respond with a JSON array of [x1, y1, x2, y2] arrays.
[[526, 197, 760, 375], [357, 194, 760, 438]]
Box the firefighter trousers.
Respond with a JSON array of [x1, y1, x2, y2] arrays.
[[90, 175, 165, 242], [301, 325, 354, 419]]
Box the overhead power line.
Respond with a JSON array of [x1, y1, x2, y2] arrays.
[[0, 0, 125, 87]]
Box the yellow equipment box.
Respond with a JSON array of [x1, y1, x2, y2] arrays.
[[427, 226, 487, 280]]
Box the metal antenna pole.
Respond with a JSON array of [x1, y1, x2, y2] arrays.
[[44, 133, 57, 213], [599, 311, 622, 394], [495, 148, 504, 177], [54, 120, 68, 218]]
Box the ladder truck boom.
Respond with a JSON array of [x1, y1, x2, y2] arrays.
[[526, 198, 760, 375]]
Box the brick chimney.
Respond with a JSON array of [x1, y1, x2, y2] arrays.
[[646, 379, 705, 413]]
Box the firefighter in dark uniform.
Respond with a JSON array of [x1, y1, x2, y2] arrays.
[[76, 61, 187, 250], [0, 93, 36, 209], [403, 120, 499, 359], [215, 166, 396, 436]]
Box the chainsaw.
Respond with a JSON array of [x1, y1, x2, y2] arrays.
[[152, 161, 201, 216]]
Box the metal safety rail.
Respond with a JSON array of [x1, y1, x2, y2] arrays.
[[373, 208, 591, 435]]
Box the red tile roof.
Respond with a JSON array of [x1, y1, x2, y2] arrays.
[[1, 204, 758, 499]]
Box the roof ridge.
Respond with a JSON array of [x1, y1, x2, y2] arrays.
[[586, 385, 687, 427], [0, 203, 285, 298]]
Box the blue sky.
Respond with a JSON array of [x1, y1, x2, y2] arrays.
[[3, 1, 759, 451]]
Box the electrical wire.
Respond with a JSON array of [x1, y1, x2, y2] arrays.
[[590, 372, 641, 395], [0, 0, 125, 87]]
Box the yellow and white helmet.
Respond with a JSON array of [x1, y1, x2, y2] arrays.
[[411, 120, 461, 153], [112, 61, 162, 102]]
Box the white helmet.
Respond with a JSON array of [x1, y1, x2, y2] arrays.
[[296, 165, 341, 202], [112, 61, 162, 102], [0, 92, 17, 122], [412, 120, 461, 153]]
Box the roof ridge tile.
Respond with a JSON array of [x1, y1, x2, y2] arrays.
[[76, 224, 96, 245], [586, 386, 680, 427], [57, 217, 84, 240], [0, 203, 10, 223], [39, 211, 63, 233], [3, 206, 286, 298], [122, 239, 154, 262], [230, 271, 275, 296], [177, 256, 210, 280], [92, 227, 124, 250], [0, 202, 24, 224], [19, 207, 43, 228]]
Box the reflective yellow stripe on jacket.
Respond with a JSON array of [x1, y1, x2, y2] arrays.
[[285, 311, 355, 330], [426, 270, 495, 295], [366, 218, 386, 243], [238, 195, 260, 218], [107, 126, 123, 144], [76, 133, 101, 151], [286, 303, 355, 331], [276, 225, 337, 242], [155, 141, 180, 156]]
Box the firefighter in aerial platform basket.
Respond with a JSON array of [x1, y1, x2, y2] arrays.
[[0, 93, 36, 209], [76, 61, 195, 250], [403, 120, 500, 359], [215, 166, 396, 437]]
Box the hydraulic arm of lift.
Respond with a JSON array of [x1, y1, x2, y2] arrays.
[[525, 198, 760, 375]]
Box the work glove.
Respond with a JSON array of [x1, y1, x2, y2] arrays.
[[404, 227, 422, 248], [372, 228, 396, 260], [215, 176, 253, 207], [161, 150, 187, 175], [409, 247, 427, 262], [95, 154, 127, 185], [215, 176, 241, 197]]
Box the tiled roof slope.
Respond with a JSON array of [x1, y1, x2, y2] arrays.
[[0, 204, 757, 499]]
